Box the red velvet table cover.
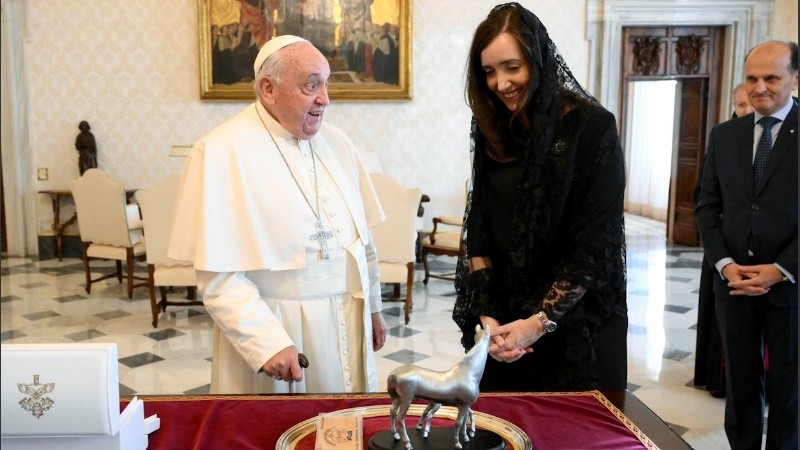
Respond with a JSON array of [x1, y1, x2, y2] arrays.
[[125, 391, 659, 450]]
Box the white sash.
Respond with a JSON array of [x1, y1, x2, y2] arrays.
[[247, 250, 347, 300]]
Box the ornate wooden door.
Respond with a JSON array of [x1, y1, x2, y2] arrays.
[[672, 79, 708, 246], [620, 26, 724, 245]]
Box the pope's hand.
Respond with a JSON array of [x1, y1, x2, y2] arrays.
[[372, 312, 388, 351], [261, 345, 303, 382]]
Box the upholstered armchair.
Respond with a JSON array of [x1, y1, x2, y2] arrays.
[[135, 175, 202, 328], [69, 168, 147, 298], [369, 173, 423, 324]]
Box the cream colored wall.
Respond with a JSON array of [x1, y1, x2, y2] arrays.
[[24, 0, 796, 240], [27, 0, 589, 236], [773, 0, 798, 41], [772, 0, 798, 95]]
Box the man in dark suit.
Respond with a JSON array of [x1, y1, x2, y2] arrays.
[[696, 40, 798, 450]]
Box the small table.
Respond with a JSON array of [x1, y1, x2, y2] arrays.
[[38, 189, 136, 260], [38, 190, 78, 260]]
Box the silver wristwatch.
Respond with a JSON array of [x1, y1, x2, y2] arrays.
[[536, 311, 557, 333]]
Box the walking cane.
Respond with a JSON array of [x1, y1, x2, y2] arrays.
[[289, 353, 310, 394]]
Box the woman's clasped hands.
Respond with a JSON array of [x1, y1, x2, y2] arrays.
[[481, 314, 545, 363]]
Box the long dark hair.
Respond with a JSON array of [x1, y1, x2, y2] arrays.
[[454, 4, 602, 340], [465, 3, 595, 160]]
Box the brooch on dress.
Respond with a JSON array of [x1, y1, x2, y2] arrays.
[[552, 139, 567, 155]]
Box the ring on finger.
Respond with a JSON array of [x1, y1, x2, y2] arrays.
[[272, 374, 281, 380]]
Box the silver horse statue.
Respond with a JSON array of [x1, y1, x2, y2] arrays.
[[387, 324, 490, 449], [416, 401, 474, 440]]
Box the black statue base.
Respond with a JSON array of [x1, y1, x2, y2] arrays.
[[369, 427, 506, 450]]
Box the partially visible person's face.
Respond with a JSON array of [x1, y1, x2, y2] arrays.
[[744, 42, 798, 116], [480, 32, 531, 112], [733, 87, 754, 118], [261, 44, 331, 139]]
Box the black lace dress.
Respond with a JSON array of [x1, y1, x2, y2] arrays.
[[453, 103, 628, 391]]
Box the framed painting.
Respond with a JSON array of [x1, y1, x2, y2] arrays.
[[198, 0, 412, 102]]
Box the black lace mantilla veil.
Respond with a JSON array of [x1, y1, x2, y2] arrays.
[[452, 2, 627, 348]]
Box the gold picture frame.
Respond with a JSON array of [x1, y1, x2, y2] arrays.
[[198, 0, 412, 102]]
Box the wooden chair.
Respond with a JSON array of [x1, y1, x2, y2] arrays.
[[69, 169, 148, 298], [136, 176, 202, 328], [420, 215, 463, 284], [420, 179, 467, 284], [370, 173, 422, 324]]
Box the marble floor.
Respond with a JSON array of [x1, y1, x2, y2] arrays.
[[1, 214, 734, 449]]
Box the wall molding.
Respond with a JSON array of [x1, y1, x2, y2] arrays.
[[586, 0, 771, 121]]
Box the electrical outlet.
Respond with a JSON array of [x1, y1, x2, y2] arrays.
[[37, 168, 49, 181]]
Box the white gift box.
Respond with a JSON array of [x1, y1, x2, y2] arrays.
[[1, 343, 120, 437], [1, 343, 154, 450]]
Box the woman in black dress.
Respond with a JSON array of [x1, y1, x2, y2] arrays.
[[453, 3, 628, 391]]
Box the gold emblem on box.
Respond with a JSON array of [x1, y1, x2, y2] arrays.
[[17, 374, 55, 419]]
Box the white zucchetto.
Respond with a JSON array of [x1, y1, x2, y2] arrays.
[[253, 35, 310, 76]]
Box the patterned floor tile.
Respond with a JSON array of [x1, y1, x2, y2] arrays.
[[388, 326, 421, 338], [144, 328, 186, 341], [22, 311, 61, 321], [383, 349, 430, 364], [65, 329, 107, 341], [664, 305, 693, 314], [119, 352, 165, 368], [54, 294, 87, 303]]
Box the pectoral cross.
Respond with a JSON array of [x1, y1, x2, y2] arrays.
[[310, 220, 334, 260]]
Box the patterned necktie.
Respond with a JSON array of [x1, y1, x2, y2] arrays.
[[753, 116, 779, 190]]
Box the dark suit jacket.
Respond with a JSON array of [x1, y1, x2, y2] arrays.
[[695, 102, 798, 306]]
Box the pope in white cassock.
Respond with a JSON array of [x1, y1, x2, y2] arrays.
[[168, 35, 389, 394]]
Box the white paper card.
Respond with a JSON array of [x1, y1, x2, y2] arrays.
[[1, 343, 120, 437]]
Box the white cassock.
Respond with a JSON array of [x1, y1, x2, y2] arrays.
[[167, 101, 385, 393]]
